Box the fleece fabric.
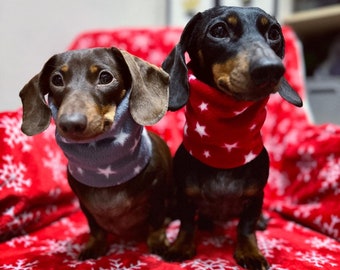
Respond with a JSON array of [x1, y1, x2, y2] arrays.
[[183, 71, 269, 169], [49, 90, 152, 188]]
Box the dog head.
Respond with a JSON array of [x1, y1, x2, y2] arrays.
[[162, 6, 302, 110], [20, 47, 169, 140]]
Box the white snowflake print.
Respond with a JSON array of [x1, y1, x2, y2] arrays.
[[31, 238, 84, 259], [201, 234, 232, 248], [258, 236, 292, 259], [181, 258, 238, 270], [319, 154, 340, 194], [42, 145, 67, 183], [296, 150, 317, 183], [295, 250, 338, 268], [268, 168, 290, 196], [99, 258, 146, 270], [314, 215, 340, 240], [107, 240, 138, 255], [293, 202, 321, 219], [268, 265, 290, 270], [0, 115, 32, 152], [0, 259, 38, 270], [305, 237, 340, 251], [6, 235, 38, 248], [0, 155, 31, 192], [0, 210, 40, 240]]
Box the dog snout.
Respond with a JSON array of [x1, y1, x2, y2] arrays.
[[250, 57, 285, 87], [58, 113, 87, 135]]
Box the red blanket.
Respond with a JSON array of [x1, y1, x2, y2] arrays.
[[1, 27, 340, 270]]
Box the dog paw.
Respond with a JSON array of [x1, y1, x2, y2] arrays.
[[234, 251, 269, 270], [78, 237, 109, 261], [161, 242, 196, 262], [147, 228, 170, 257]]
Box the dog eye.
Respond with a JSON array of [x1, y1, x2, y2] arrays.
[[268, 26, 281, 41], [210, 23, 229, 38], [99, 71, 114, 85], [51, 74, 64, 87]]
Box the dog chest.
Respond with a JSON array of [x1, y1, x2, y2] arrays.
[[84, 188, 151, 237], [186, 173, 262, 220]]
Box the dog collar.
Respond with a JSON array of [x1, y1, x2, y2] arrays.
[[183, 71, 268, 169], [49, 91, 152, 188]]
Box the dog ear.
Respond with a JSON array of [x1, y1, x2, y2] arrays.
[[278, 78, 303, 107], [162, 12, 203, 111], [112, 48, 170, 126], [19, 73, 52, 136]]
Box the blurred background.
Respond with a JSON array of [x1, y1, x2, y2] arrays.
[[1, 0, 339, 123]]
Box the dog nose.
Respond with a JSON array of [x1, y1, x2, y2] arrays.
[[250, 58, 285, 86], [58, 113, 87, 134]]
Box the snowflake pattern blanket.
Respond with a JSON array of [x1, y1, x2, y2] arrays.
[[1, 27, 340, 270]]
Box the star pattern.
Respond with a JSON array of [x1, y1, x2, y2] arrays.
[[199, 102, 208, 111], [233, 107, 248, 116], [183, 74, 268, 169], [223, 142, 238, 152], [97, 165, 116, 179], [195, 122, 208, 138], [134, 165, 142, 174], [203, 150, 211, 158], [114, 130, 130, 146], [244, 151, 257, 163]]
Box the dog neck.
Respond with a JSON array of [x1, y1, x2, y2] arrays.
[[183, 71, 269, 169], [49, 91, 152, 188]]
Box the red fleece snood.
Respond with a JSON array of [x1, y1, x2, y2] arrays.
[[183, 71, 269, 169]]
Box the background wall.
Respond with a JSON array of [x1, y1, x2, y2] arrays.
[[0, 0, 166, 111], [0, 0, 292, 111]]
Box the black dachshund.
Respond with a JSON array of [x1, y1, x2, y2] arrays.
[[162, 6, 302, 270]]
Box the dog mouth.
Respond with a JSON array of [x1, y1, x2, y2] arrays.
[[216, 75, 279, 101], [56, 114, 114, 142]]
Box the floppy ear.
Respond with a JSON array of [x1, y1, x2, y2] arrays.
[[278, 78, 303, 107], [112, 48, 170, 126], [19, 73, 52, 135], [162, 12, 203, 111]]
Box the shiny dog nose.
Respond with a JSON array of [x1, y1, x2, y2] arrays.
[[59, 113, 87, 134], [250, 58, 285, 86]]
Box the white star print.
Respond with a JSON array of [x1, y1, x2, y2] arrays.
[[184, 123, 188, 136], [244, 151, 257, 163], [203, 150, 211, 158], [97, 165, 116, 179], [88, 142, 97, 148], [223, 142, 238, 152], [249, 123, 257, 130], [195, 122, 208, 137], [134, 165, 142, 174], [114, 130, 130, 146], [233, 107, 248, 116], [198, 102, 208, 111], [77, 167, 84, 175]]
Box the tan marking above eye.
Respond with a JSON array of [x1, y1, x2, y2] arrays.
[[90, 65, 98, 74], [227, 15, 238, 26], [260, 16, 269, 26], [61, 65, 69, 72]]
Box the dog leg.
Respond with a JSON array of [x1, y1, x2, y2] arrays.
[[163, 197, 197, 262], [256, 213, 269, 231], [78, 205, 109, 260], [147, 182, 170, 256], [233, 194, 269, 270]]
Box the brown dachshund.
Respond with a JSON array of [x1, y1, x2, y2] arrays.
[[162, 6, 302, 270], [19, 47, 172, 260]]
